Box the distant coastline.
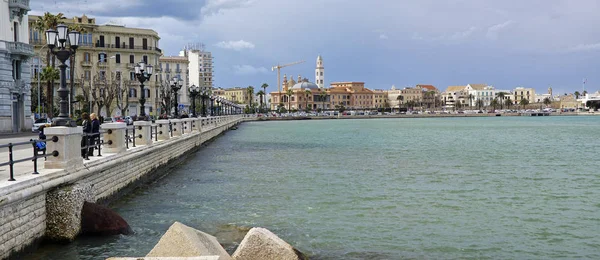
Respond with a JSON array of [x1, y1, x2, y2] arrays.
[[255, 112, 598, 121]]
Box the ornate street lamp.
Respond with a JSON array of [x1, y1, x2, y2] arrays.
[[188, 84, 199, 117], [216, 97, 222, 116], [210, 96, 215, 116], [170, 77, 183, 117], [133, 60, 153, 119], [46, 24, 80, 126], [199, 86, 212, 117]]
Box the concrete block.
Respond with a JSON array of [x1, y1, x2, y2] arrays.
[[133, 121, 153, 146], [45, 183, 94, 242], [101, 123, 127, 153], [171, 119, 183, 137], [232, 227, 306, 260], [156, 120, 171, 141], [44, 126, 84, 169], [147, 222, 231, 260]]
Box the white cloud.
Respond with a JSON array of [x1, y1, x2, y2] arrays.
[[448, 26, 477, 40], [567, 43, 600, 52], [233, 65, 268, 75], [201, 0, 255, 16], [486, 20, 514, 40], [379, 34, 389, 40], [214, 40, 256, 51]]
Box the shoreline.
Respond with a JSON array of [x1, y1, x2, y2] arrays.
[[255, 112, 599, 121]]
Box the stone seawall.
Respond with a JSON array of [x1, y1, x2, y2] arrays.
[[0, 116, 252, 259]]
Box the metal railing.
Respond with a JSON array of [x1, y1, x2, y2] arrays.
[[0, 137, 59, 181], [81, 132, 104, 161], [125, 126, 136, 149]]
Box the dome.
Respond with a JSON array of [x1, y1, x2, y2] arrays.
[[292, 81, 319, 90]]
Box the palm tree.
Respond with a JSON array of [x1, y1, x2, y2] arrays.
[[34, 12, 65, 67], [396, 95, 404, 112], [319, 89, 327, 112], [286, 88, 293, 112], [496, 92, 507, 109], [67, 24, 88, 117], [574, 91, 581, 99], [476, 99, 484, 110], [543, 97, 552, 107], [504, 98, 513, 109], [519, 98, 529, 109], [304, 89, 311, 111], [40, 66, 59, 117], [247, 86, 254, 113], [583, 90, 588, 97], [256, 90, 265, 112], [261, 83, 268, 110], [490, 98, 499, 110], [468, 94, 474, 109]]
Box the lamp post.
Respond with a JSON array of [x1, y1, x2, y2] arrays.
[[45, 24, 80, 126], [188, 84, 199, 117], [210, 96, 215, 116], [170, 77, 183, 117], [133, 60, 153, 119], [216, 97, 221, 116], [199, 86, 212, 117]]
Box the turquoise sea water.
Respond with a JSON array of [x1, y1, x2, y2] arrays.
[[33, 117, 600, 259]]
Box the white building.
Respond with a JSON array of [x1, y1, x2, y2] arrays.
[[465, 84, 495, 107], [0, 0, 33, 132], [315, 55, 324, 88], [580, 91, 600, 108], [158, 56, 190, 115], [180, 43, 213, 89]]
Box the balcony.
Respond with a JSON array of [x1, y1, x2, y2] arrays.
[[165, 69, 172, 73], [9, 0, 30, 20], [1, 41, 34, 57], [97, 61, 108, 68], [175, 69, 182, 73], [81, 60, 92, 67]]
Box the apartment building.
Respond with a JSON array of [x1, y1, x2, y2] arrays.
[[513, 87, 535, 105], [28, 14, 162, 117], [180, 44, 213, 89], [1, 0, 34, 132], [157, 56, 189, 115]]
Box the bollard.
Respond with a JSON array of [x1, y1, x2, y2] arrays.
[[192, 117, 202, 132], [133, 121, 153, 146], [100, 123, 127, 153], [156, 120, 171, 141], [44, 126, 84, 169], [171, 119, 183, 137]]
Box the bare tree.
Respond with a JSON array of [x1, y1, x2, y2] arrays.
[[77, 74, 91, 113], [116, 76, 133, 117], [158, 79, 173, 117], [91, 71, 118, 117]]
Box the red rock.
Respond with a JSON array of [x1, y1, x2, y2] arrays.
[[81, 202, 133, 236]]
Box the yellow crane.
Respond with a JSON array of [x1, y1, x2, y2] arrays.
[[272, 60, 305, 93]]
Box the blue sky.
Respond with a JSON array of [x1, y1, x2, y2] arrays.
[[31, 0, 600, 95]]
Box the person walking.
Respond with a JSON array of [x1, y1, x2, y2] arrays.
[[81, 113, 91, 158], [89, 113, 100, 156]]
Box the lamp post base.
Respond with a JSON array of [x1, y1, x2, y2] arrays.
[[52, 117, 77, 127]]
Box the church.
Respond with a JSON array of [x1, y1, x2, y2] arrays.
[[270, 55, 329, 111]]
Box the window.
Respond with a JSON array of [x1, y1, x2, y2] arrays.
[[129, 55, 134, 64], [145, 89, 150, 98], [84, 52, 90, 62], [13, 22, 18, 42], [130, 72, 135, 80], [99, 71, 106, 80], [320, 72, 323, 76], [142, 38, 148, 50], [99, 35, 105, 47], [143, 55, 148, 64], [129, 88, 137, 98], [98, 53, 107, 63], [116, 71, 121, 81], [115, 36, 120, 48], [12, 60, 21, 80], [84, 70, 91, 80], [115, 54, 121, 63], [129, 37, 134, 49]]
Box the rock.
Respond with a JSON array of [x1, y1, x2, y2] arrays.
[[147, 222, 232, 260], [232, 227, 307, 260], [107, 257, 221, 260], [81, 202, 133, 236], [45, 183, 94, 242]]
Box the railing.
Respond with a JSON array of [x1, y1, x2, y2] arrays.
[[0, 137, 59, 181], [81, 132, 104, 160], [125, 126, 136, 149], [81, 61, 92, 66], [3, 41, 34, 56], [97, 61, 108, 67]]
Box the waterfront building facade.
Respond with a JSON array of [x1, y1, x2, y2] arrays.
[[180, 44, 213, 90], [465, 84, 495, 107], [400, 87, 423, 106], [417, 85, 440, 109], [330, 82, 373, 109], [0, 0, 34, 132], [28, 14, 162, 117], [512, 87, 535, 105], [157, 55, 189, 114], [372, 89, 388, 109], [441, 85, 467, 108], [223, 87, 251, 105]]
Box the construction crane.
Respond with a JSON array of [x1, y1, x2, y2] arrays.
[[272, 60, 305, 93]]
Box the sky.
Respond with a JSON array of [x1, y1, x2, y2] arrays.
[[30, 0, 600, 95]]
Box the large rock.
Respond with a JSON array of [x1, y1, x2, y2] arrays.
[[107, 257, 220, 260], [232, 227, 307, 260], [81, 202, 132, 235], [147, 222, 232, 260], [45, 183, 94, 242]]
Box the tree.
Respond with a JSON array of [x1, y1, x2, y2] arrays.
[[468, 94, 474, 109], [574, 91, 581, 99], [490, 98, 499, 110], [519, 98, 529, 108], [304, 89, 311, 111], [496, 92, 507, 109], [34, 12, 65, 115], [247, 86, 254, 113], [504, 98, 513, 109], [261, 83, 268, 110], [40, 66, 59, 117], [476, 99, 484, 110], [67, 24, 89, 117], [396, 95, 404, 111], [158, 79, 172, 116], [319, 89, 327, 111], [583, 90, 588, 96], [543, 97, 552, 107], [256, 90, 265, 112], [91, 72, 118, 117], [455, 99, 462, 109], [286, 88, 293, 112]]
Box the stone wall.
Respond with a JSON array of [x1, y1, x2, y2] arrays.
[[0, 115, 253, 259]]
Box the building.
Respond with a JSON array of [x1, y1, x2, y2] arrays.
[[559, 94, 580, 110], [417, 85, 440, 109], [372, 89, 388, 109], [1, 0, 34, 132], [330, 82, 373, 109], [400, 87, 423, 106], [512, 87, 535, 105], [315, 55, 324, 88], [223, 87, 250, 105], [386, 85, 402, 109], [534, 87, 554, 103], [28, 14, 162, 117], [157, 56, 189, 115], [464, 84, 495, 107], [180, 43, 213, 89], [441, 85, 467, 108]]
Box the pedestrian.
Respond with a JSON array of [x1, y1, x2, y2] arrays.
[[81, 112, 91, 158], [89, 113, 100, 156], [36, 124, 48, 159]]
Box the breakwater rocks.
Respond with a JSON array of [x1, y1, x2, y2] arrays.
[[109, 222, 308, 260]]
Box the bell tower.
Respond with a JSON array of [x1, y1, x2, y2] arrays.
[[315, 55, 324, 88]]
